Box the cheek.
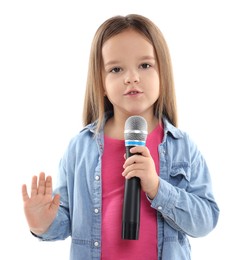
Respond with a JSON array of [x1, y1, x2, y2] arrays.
[[104, 75, 122, 96], [149, 73, 160, 95], [103, 76, 112, 96], [102, 73, 107, 94], [151, 88, 160, 102]]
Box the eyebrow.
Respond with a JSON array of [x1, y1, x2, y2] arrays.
[[104, 60, 120, 67], [140, 55, 156, 61], [104, 56, 156, 67]]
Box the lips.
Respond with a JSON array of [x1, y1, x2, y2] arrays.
[[124, 89, 143, 95]]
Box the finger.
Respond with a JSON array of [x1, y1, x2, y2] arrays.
[[123, 154, 145, 168], [123, 168, 143, 179], [50, 194, 60, 211], [122, 163, 144, 177], [45, 176, 53, 196], [31, 175, 38, 197], [37, 172, 46, 195], [130, 146, 150, 157], [22, 184, 29, 202]]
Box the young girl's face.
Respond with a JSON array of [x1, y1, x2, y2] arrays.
[[102, 29, 160, 119]]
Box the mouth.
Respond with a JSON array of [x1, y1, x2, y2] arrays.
[[124, 90, 143, 96]]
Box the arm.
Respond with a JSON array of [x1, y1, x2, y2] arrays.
[[122, 144, 220, 237], [152, 144, 220, 237]]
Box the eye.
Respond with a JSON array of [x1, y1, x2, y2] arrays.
[[140, 63, 151, 69], [110, 67, 122, 73]]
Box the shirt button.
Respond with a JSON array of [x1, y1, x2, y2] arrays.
[[94, 241, 99, 247], [158, 206, 162, 211], [95, 175, 100, 181], [94, 208, 99, 214]]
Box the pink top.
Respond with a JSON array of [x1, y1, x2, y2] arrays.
[[101, 124, 163, 260]]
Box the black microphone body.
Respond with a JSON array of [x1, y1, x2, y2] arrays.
[[122, 116, 148, 240]]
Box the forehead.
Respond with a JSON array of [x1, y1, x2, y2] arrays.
[[102, 29, 154, 58]]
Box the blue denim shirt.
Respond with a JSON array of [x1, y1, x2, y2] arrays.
[[37, 117, 219, 260]]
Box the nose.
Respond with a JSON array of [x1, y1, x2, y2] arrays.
[[124, 70, 140, 85]]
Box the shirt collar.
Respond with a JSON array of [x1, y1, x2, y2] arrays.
[[84, 114, 184, 139], [163, 117, 184, 139]]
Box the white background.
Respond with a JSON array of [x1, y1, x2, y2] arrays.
[[0, 0, 242, 259]]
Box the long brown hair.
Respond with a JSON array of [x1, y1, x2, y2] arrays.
[[83, 14, 178, 131]]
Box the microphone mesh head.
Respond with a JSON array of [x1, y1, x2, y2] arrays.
[[124, 116, 148, 141]]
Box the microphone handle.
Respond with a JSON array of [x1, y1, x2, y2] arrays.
[[122, 146, 141, 240]]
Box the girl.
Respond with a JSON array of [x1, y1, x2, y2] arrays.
[[22, 14, 219, 259]]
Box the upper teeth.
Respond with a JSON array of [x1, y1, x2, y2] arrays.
[[130, 91, 137, 94]]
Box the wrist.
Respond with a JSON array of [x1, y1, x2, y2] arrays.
[[29, 227, 47, 236], [147, 177, 159, 199]]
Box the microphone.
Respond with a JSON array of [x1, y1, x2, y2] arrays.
[[122, 115, 148, 240]]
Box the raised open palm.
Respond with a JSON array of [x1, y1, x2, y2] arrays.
[[22, 172, 60, 235]]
